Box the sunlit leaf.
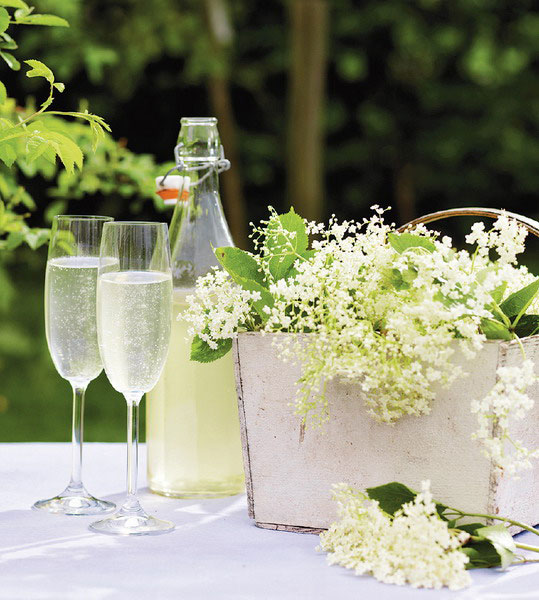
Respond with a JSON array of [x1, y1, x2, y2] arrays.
[[0, 7, 9, 34], [0, 140, 17, 167], [0, 0, 29, 8], [0, 51, 20, 70], [24, 59, 54, 83], [15, 14, 69, 27], [43, 130, 84, 172]]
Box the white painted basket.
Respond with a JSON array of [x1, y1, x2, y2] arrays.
[[233, 208, 539, 533]]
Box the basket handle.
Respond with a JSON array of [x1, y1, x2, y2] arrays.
[[398, 207, 539, 238]]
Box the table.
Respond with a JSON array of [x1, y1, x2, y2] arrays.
[[1, 444, 538, 600]]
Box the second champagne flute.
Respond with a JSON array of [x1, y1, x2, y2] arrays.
[[91, 222, 174, 535]]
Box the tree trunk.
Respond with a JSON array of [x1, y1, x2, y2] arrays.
[[394, 162, 416, 225], [286, 0, 329, 222], [204, 0, 248, 249]]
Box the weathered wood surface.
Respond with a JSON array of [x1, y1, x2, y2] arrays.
[[234, 332, 539, 532]]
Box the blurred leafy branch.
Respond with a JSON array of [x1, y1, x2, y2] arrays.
[[0, 0, 110, 255], [0, 0, 171, 314]]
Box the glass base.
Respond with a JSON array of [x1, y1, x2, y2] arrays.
[[89, 504, 175, 536], [33, 485, 116, 516]]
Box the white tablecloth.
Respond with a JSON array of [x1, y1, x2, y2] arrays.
[[1, 443, 538, 600]]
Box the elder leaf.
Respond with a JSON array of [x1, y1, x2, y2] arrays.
[[190, 335, 232, 363], [480, 317, 512, 340], [366, 481, 449, 518], [265, 208, 309, 280], [388, 232, 436, 254], [215, 246, 267, 288], [513, 314, 539, 338], [474, 525, 516, 569], [500, 279, 539, 321]]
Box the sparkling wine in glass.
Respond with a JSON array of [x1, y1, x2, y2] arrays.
[[33, 215, 116, 515], [90, 221, 174, 535]]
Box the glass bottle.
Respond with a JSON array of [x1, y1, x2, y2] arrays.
[[146, 117, 245, 497]]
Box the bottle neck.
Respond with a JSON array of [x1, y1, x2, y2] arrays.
[[169, 161, 233, 290]]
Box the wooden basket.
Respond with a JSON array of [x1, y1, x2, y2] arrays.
[[233, 208, 539, 533]]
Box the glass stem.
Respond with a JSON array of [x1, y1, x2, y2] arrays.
[[124, 393, 143, 511], [69, 383, 87, 491]]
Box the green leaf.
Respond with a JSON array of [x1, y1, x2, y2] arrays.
[[42, 130, 83, 172], [366, 481, 448, 518], [190, 335, 232, 363], [0, 80, 6, 104], [215, 246, 267, 288], [461, 540, 502, 569], [53, 82, 64, 92], [475, 525, 516, 569], [388, 232, 436, 254], [24, 59, 54, 83], [24, 228, 49, 250], [0, 139, 17, 167], [233, 275, 274, 322], [15, 14, 69, 27], [265, 208, 309, 280], [480, 317, 512, 340], [13, 5, 30, 18], [5, 230, 24, 250], [456, 523, 487, 535], [0, 38, 17, 50], [0, 8, 9, 34], [382, 267, 418, 291], [0, 51, 20, 70], [500, 279, 539, 320], [490, 282, 508, 305], [513, 314, 539, 338], [26, 133, 52, 163], [365, 482, 416, 515], [0, 1, 29, 8], [44, 199, 66, 223]]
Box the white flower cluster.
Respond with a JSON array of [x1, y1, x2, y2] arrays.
[[184, 207, 539, 473], [318, 481, 471, 590], [471, 359, 539, 474], [263, 211, 532, 427], [466, 214, 528, 265], [183, 269, 261, 349]]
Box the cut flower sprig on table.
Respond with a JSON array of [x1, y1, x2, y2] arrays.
[[319, 480, 539, 591], [183, 206, 539, 473]]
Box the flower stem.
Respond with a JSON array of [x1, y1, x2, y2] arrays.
[[515, 542, 539, 553], [445, 510, 539, 537]]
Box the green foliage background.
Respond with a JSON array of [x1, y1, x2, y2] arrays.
[[1, 0, 539, 441]]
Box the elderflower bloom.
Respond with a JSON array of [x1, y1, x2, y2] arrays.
[[186, 207, 539, 473], [472, 360, 539, 474], [183, 269, 262, 349], [319, 481, 471, 590]]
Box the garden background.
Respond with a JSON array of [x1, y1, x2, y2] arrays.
[[1, 0, 539, 441]]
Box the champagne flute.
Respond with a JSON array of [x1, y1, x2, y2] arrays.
[[90, 222, 174, 535], [34, 215, 116, 515]]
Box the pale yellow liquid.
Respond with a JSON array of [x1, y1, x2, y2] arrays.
[[146, 290, 245, 497]]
